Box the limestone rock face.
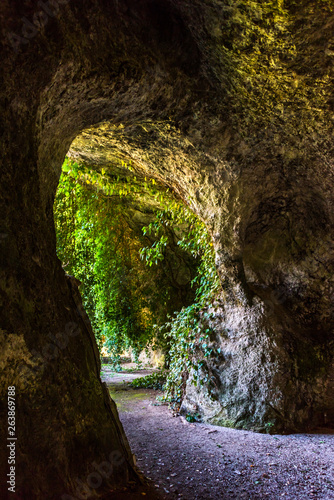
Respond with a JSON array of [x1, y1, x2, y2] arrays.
[[0, 0, 334, 497], [180, 295, 334, 432]]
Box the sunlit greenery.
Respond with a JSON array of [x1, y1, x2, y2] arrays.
[[218, 0, 332, 137], [140, 204, 220, 406], [54, 159, 175, 369], [130, 371, 167, 390], [54, 158, 220, 392]]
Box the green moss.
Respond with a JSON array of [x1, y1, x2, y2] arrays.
[[213, 418, 235, 428], [211, 0, 332, 139], [108, 389, 151, 412]]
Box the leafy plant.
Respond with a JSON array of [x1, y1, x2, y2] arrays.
[[264, 421, 275, 434], [54, 157, 220, 403], [185, 412, 202, 423], [140, 202, 220, 406], [54, 158, 173, 364], [54, 158, 202, 368], [129, 371, 167, 390]]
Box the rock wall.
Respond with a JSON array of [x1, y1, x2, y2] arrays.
[[181, 294, 334, 432], [0, 0, 333, 497]]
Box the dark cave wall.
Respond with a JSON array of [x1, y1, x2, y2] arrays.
[[0, 0, 333, 497], [0, 119, 137, 499]]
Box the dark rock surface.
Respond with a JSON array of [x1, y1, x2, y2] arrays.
[[0, 0, 333, 497]]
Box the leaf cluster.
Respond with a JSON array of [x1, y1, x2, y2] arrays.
[[54, 158, 172, 365], [140, 202, 220, 405]]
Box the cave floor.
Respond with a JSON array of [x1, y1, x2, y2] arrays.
[[102, 366, 334, 500]]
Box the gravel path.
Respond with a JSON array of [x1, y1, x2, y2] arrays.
[[104, 368, 334, 500]]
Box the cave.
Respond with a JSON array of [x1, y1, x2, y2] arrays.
[[1, 0, 333, 498]]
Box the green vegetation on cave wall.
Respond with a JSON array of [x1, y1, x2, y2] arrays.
[[139, 203, 221, 407], [54, 159, 187, 366], [208, 0, 333, 139], [54, 170, 153, 366], [54, 158, 220, 398], [53, 159, 218, 373], [2, 2, 334, 497]]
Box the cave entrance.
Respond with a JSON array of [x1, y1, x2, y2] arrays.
[[53, 153, 219, 408], [2, 1, 334, 497]]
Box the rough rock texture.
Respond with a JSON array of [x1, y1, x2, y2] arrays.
[[181, 296, 334, 432], [0, 0, 334, 497]]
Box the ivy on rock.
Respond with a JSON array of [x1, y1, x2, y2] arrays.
[[140, 202, 220, 406], [54, 158, 220, 399]]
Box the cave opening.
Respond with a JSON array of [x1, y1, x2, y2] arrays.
[[52, 150, 220, 410], [1, 1, 334, 498]]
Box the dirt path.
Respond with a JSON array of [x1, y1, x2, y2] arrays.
[[103, 367, 334, 500]]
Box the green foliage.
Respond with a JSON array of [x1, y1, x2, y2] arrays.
[[185, 412, 202, 423], [55, 157, 220, 401], [54, 158, 173, 364], [264, 421, 275, 434], [140, 202, 220, 406], [129, 371, 167, 390]]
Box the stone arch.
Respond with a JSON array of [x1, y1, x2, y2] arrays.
[[1, 1, 333, 497]]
